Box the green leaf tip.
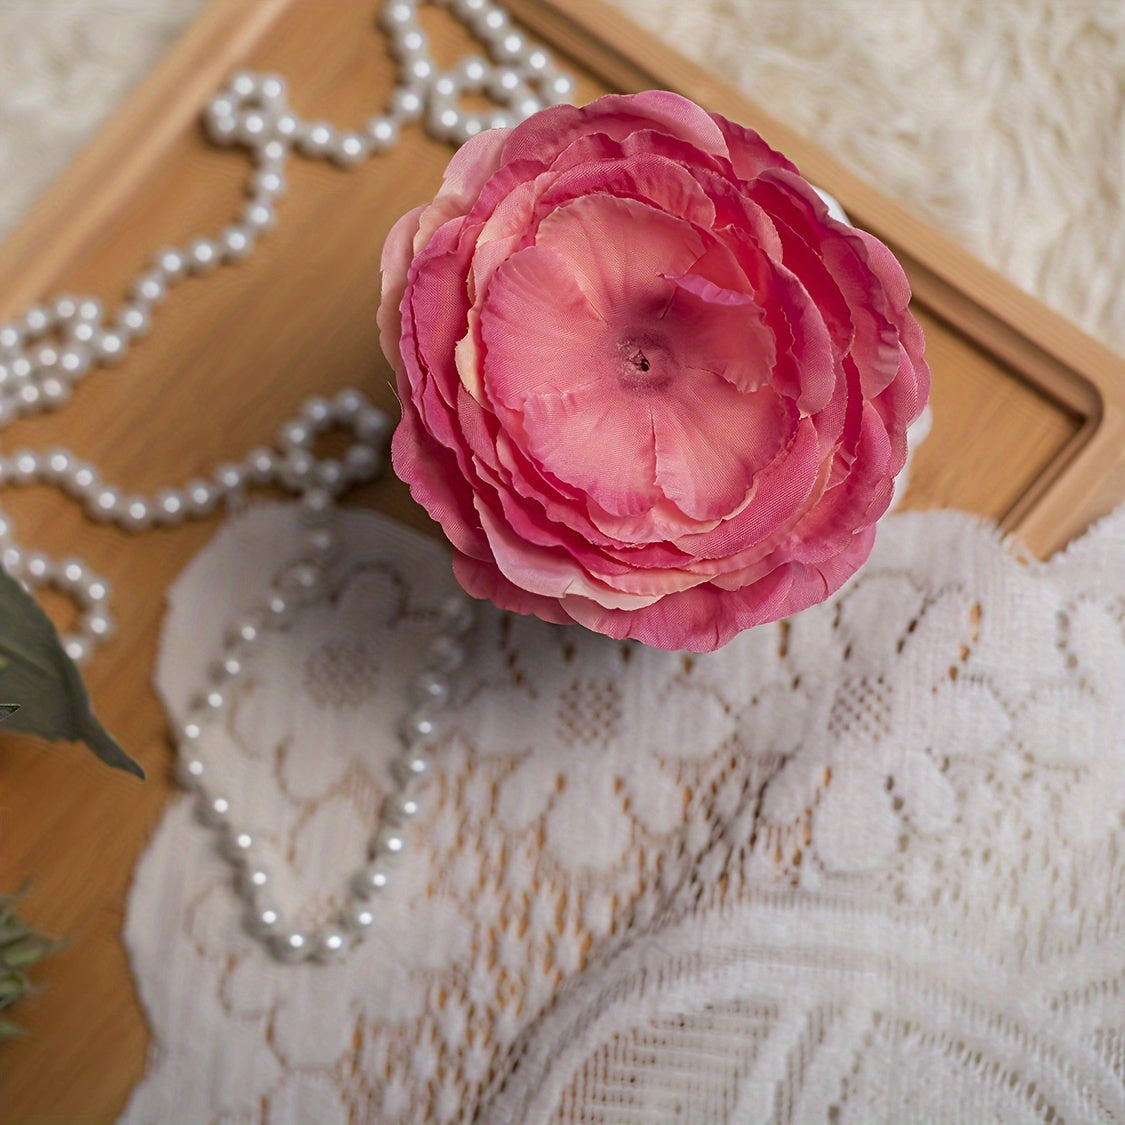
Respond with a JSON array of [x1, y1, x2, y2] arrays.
[[0, 566, 143, 778]]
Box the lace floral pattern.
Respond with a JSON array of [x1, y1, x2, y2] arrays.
[[124, 502, 1125, 1122]]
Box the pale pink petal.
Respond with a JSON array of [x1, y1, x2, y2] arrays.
[[663, 272, 776, 393], [533, 194, 703, 323], [412, 127, 511, 253], [652, 379, 792, 521], [477, 242, 608, 406]]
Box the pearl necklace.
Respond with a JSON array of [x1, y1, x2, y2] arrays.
[[0, 0, 573, 961]]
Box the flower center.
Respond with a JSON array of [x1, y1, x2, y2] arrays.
[[616, 334, 675, 394]]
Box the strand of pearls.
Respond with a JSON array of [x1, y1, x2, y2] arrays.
[[0, 0, 573, 663], [176, 488, 476, 963], [0, 389, 388, 663], [0, 0, 572, 960]]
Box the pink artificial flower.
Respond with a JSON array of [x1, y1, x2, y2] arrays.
[[379, 91, 929, 652]]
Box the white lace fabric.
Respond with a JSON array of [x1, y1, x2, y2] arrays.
[[123, 501, 1125, 1123]]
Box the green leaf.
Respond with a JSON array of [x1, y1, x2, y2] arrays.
[[1, 935, 58, 969], [0, 567, 142, 778]]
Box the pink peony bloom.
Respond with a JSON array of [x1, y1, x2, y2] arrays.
[[379, 91, 929, 652]]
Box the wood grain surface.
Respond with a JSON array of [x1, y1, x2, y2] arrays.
[[0, 0, 1121, 1119]]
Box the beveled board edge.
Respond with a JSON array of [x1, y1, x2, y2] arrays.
[[507, 0, 1125, 556]]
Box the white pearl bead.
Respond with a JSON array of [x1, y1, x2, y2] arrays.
[[281, 450, 315, 489], [53, 295, 78, 321], [176, 756, 206, 787], [116, 305, 151, 340], [298, 122, 335, 158], [120, 496, 153, 532], [89, 485, 123, 522], [133, 273, 167, 304], [202, 796, 233, 830], [1, 546, 22, 571], [265, 593, 291, 623], [58, 556, 84, 584], [299, 487, 332, 522], [70, 464, 98, 494], [272, 930, 312, 963], [229, 616, 263, 649], [332, 133, 368, 167], [549, 74, 575, 101], [458, 57, 488, 84], [0, 324, 23, 350], [356, 409, 389, 444], [213, 462, 246, 492], [393, 750, 432, 784], [278, 419, 311, 449], [16, 382, 42, 410], [313, 929, 349, 962], [187, 238, 220, 275], [300, 395, 333, 427], [273, 113, 299, 141], [222, 828, 257, 863], [84, 579, 109, 605], [229, 71, 258, 99], [64, 635, 90, 664], [24, 551, 50, 580], [245, 446, 277, 482], [352, 862, 391, 898], [220, 224, 254, 262], [384, 1, 413, 25], [344, 443, 378, 481], [437, 594, 475, 635], [85, 611, 114, 640], [24, 306, 50, 335], [383, 792, 421, 824], [259, 75, 286, 103], [400, 712, 439, 742], [387, 90, 421, 122], [11, 450, 41, 483], [243, 202, 276, 233], [207, 115, 238, 145], [154, 488, 187, 525], [333, 388, 366, 419], [248, 902, 284, 937], [260, 139, 287, 164], [58, 345, 92, 379], [249, 169, 285, 198], [412, 669, 451, 707], [315, 459, 345, 493], [185, 479, 218, 516], [342, 903, 376, 935], [426, 633, 466, 672], [156, 248, 188, 281]]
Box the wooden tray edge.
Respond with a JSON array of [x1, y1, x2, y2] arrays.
[[0, 0, 291, 314]]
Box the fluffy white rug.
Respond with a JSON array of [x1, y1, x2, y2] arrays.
[[1, 0, 1122, 358]]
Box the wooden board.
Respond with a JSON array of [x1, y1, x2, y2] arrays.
[[0, 0, 1121, 1118]]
